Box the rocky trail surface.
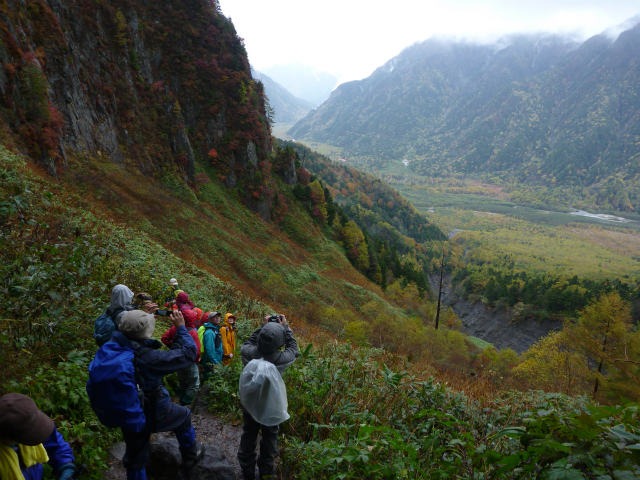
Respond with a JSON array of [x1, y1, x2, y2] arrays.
[[104, 403, 244, 479]]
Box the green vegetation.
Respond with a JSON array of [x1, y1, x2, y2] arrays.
[[3, 134, 640, 478], [0, 141, 441, 476], [1, 2, 639, 478], [381, 175, 640, 321], [206, 344, 640, 479]]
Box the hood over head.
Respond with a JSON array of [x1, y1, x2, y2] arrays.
[[110, 284, 134, 310], [176, 292, 194, 309], [257, 322, 286, 355]]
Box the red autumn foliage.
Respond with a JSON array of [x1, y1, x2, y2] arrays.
[[297, 167, 312, 186]]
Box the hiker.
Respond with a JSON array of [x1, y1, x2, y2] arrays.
[[107, 284, 136, 327], [220, 312, 238, 366], [133, 292, 160, 314], [199, 311, 224, 381], [192, 306, 205, 328], [94, 283, 138, 345], [161, 308, 201, 406], [0, 393, 77, 480], [175, 291, 195, 313], [116, 309, 204, 479], [237, 314, 300, 480], [162, 278, 180, 308]]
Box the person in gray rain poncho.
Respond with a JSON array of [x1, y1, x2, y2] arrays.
[[237, 315, 300, 480]]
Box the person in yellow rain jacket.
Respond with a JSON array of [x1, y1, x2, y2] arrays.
[[220, 313, 238, 366]]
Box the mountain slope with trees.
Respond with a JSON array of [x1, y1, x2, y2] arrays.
[[289, 23, 640, 211], [1, 2, 639, 479]]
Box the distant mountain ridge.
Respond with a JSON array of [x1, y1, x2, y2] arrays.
[[252, 70, 313, 124], [289, 23, 640, 211], [262, 63, 337, 106]]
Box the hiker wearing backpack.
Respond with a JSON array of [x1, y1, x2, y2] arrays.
[[198, 311, 224, 381], [93, 283, 138, 346], [87, 309, 204, 479], [237, 314, 300, 480], [0, 393, 77, 480], [220, 312, 238, 366], [161, 308, 201, 406]]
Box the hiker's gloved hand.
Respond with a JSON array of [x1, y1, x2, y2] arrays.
[[58, 463, 76, 480]]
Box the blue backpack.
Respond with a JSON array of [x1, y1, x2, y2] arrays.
[[86, 338, 146, 431], [93, 311, 116, 346]]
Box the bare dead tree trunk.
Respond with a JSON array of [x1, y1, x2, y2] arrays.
[[435, 245, 445, 330]]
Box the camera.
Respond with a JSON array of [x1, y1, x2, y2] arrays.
[[268, 314, 283, 323], [155, 309, 172, 317]]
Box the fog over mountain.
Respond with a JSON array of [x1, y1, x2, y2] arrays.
[[262, 63, 337, 106], [289, 23, 640, 211], [252, 70, 313, 124]]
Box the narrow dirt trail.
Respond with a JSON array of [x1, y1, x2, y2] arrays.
[[104, 407, 244, 479]]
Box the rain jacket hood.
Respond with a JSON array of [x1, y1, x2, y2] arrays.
[[176, 292, 195, 310], [110, 284, 134, 310]]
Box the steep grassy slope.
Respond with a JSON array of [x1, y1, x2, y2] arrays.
[[1, 144, 417, 346]]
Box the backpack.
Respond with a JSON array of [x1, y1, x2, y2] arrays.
[[86, 338, 146, 431], [239, 358, 289, 426], [197, 325, 205, 358], [93, 311, 116, 346]]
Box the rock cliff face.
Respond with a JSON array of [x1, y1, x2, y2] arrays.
[[0, 0, 273, 212], [435, 274, 561, 353]]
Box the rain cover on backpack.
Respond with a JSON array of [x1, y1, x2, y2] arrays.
[[93, 311, 116, 346], [239, 358, 289, 427], [86, 339, 146, 431]]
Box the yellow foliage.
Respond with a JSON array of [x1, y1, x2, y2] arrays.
[[344, 320, 369, 346], [513, 331, 591, 395]]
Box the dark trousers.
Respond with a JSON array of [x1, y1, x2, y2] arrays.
[[122, 405, 196, 480], [237, 409, 279, 479]]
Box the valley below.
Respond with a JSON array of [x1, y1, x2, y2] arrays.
[[405, 173, 640, 352]]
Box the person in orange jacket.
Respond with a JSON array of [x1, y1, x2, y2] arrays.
[[220, 313, 238, 366]]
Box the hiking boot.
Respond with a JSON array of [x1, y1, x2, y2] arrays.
[[181, 442, 205, 470]]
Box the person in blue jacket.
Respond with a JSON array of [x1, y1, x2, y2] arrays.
[[0, 392, 76, 480], [116, 309, 204, 480]]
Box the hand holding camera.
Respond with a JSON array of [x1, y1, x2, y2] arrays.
[[268, 313, 288, 327], [169, 309, 185, 328], [142, 302, 159, 314]]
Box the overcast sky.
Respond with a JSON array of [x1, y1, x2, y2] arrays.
[[219, 0, 640, 84]]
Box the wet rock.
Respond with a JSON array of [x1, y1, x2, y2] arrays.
[[147, 437, 236, 480]]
